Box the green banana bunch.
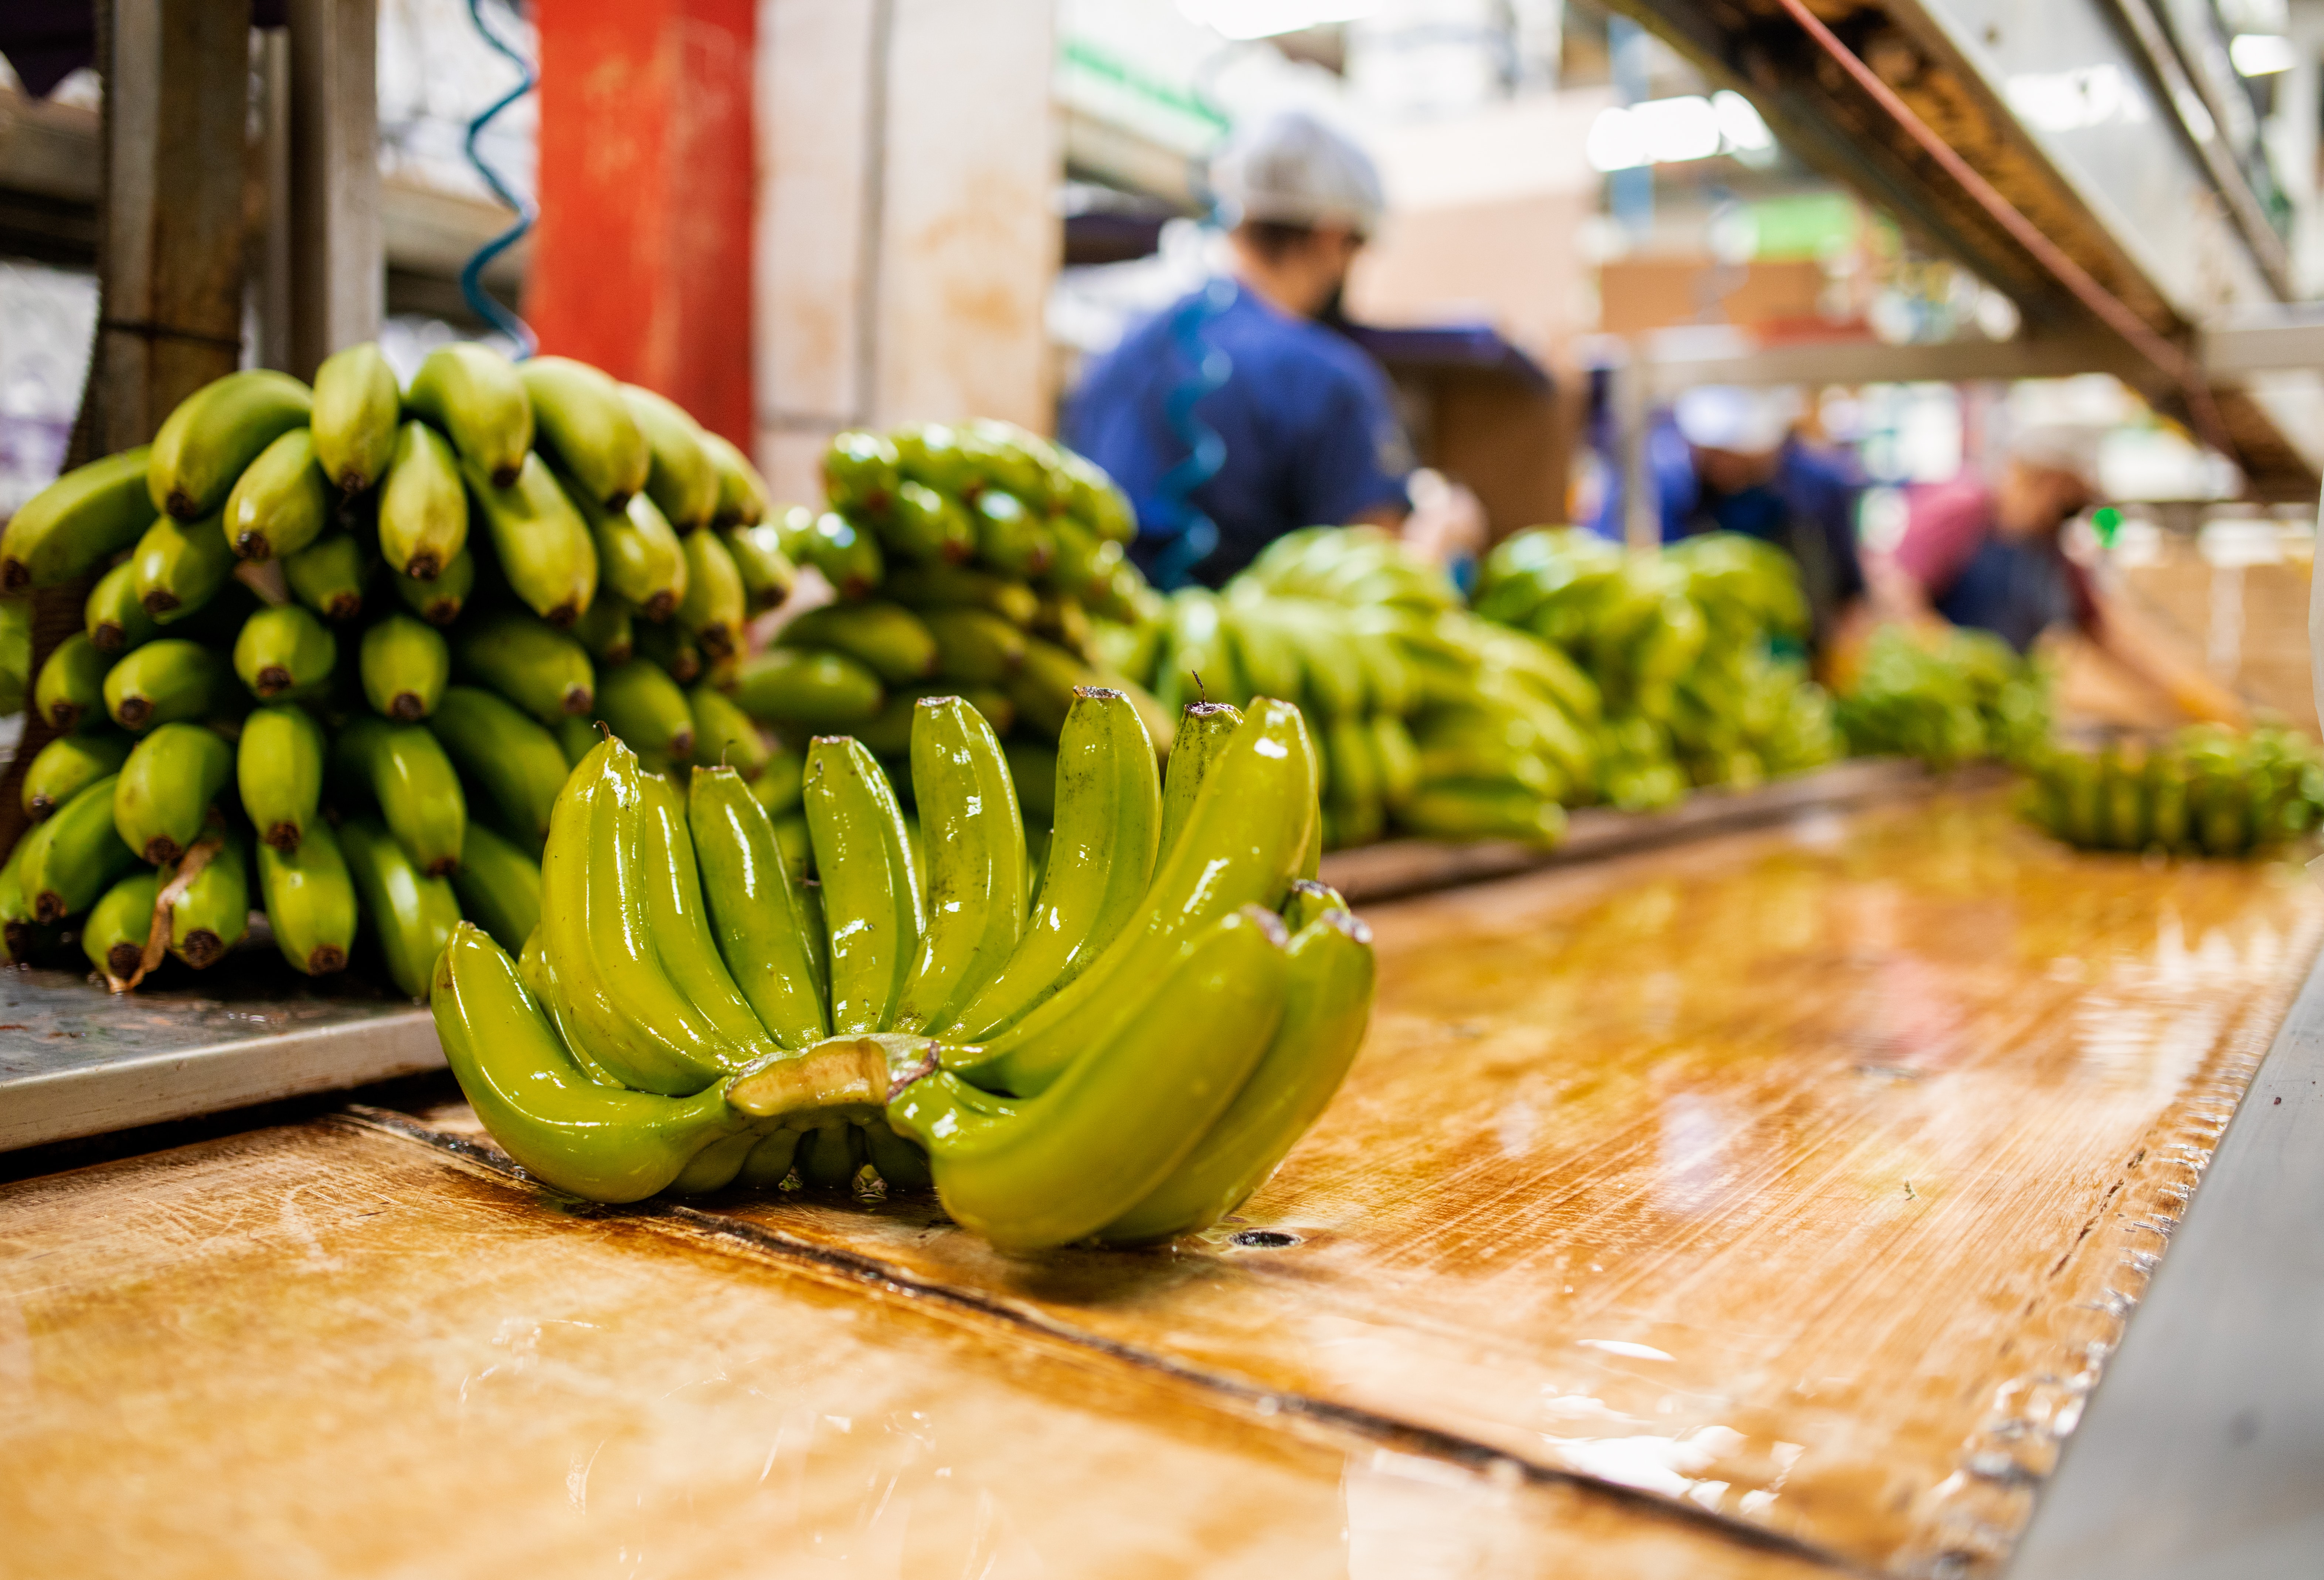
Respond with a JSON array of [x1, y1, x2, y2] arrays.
[[238, 702, 326, 850], [2020, 725, 2324, 857], [232, 603, 337, 701], [0, 447, 154, 591], [311, 341, 402, 493], [621, 385, 719, 532], [406, 342, 532, 487], [113, 721, 234, 864], [1839, 624, 2051, 770], [223, 427, 332, 562], [258, 818, 356, 975], [520, 356, 649, 510], [22, 731, 132, 822], [147, 370, 312, 520], [377, 420, 468, 580]]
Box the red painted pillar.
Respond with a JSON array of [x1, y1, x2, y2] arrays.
[[527, 0, 755, 446]]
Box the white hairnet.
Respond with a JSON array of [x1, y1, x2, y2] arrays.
[[2008, 423, 2105, 491], [1209, 109, 1385, 236], [1672, 386, 1801, 455]]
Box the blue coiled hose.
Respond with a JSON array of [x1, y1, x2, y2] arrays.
[[461, 0, 537, 355], [1144, 276, 1236, 589]]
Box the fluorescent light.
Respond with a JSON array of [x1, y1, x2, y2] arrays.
[[1175, 0, 1380, 41], [1586, 95, 1767, 173], [2230, 33, 2297, 76]]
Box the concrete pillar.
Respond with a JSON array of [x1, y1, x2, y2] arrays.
[[753, 0, 1060, 504]]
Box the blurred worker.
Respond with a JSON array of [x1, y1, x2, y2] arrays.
[[1871, 426, 2246, 723], [1596, 385, 1867, 647], [1065, 110, 1417, 588]]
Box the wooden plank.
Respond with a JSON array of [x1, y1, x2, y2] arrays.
[[286, 0, 383, 378], [2008, 915, 2324, 1578], [0, 1119, 1834, 1577], [379, 787, 2321, 1577]]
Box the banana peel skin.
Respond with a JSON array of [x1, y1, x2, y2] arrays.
[[431, 692, 1376, 1251]]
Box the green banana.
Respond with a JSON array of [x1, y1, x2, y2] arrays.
[[361, 612, 449, 720], [520, 356, 650, 509], [103, 638, 235, 731], [1098, 909, 1374, 1245], [688, 683, 769, 778], [257, 818, 356, 975], [1001, 636, 1087, 739], [677, 527, 747, 658], [889, 697, 1027, 1033], [799, 511, 884, 599], [222, 427, 331, 562], [436, 923, 755, 1200], [334, 714, 467, 876], [565, 487, 689, 622], [405, 342, 532, 486], [703, 432, 771, 527], [937, 688, 1159, 1042], [131, 510, 235, 621], [884, 562, 1039, 626], [1158, 701, 1243, 861], [536, 738, 760, 1093], [310, 341, 402, 492], [1400, 783, 1566, 845], [166, 822, 250, 968], [619, 385, 719, 531], [453, 608, 595, 723], [594, 657, 696, 762], [731, 646, 883, 730], [394, 546, 474, 625], [919, 606, 1025, 683], [84, 869, 160, 983], [876, 480, 974, 564], [0, 834, 42, 961], [22, 730, 132, 821], [823, 430, 901, 520], [147, 370, 312, 520], [569, 590, 635, 664], [113, 721, 234, 864], [85, 558, 160, 652], [451, 820, 542, 956], [377, 420, 468, 579], [720, 523, 794, 615], [340, 814, 462, 998], [971, 490, 1053, 578], [778, 602, 937, 685], [463, 452, 598, 627], [282, 530, 374, 622], [636, 771, 786, 1052], [35, 633, 114, 733], [428, 685, 569, 854], [753, 746, 807, 815], [1371, 713, 1421, 809], [231, 603, 337, 700], [948, 698, 1315, 1097], [689, 765, 830, 1049], [803, 735, 924, 1034], [890, 905, 1289, 1251], [0, 447, 155, 591], [238, 702, 326, 850], [17, 772, 137, 922]]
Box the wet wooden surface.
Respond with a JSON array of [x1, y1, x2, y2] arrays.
[[3, 785, 2317, 1576]]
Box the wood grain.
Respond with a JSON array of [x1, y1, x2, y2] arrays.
[[2, 786, 2313, 1576]]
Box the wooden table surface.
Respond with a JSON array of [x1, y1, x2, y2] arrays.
[[2, 785, 2314, 1578]]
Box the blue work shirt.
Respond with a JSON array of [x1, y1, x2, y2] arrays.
[[1591, 413, 1866, 639], [1065, 281, 1411, 587]]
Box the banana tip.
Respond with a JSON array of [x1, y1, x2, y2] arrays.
[[178, 930, 224, 969], [234, 532, 270, 561], [404, 553, 442, 582], [26, 796, 54, 820], [142, 837, 183, 865], [264, 823, 302, 852], [140, 590, 180, 616], [306, 945, 348, 975], [33, 892, 67, 924], [389, 694, 427, 721]]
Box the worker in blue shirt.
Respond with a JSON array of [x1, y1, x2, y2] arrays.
[[1594, 385, 1868, 648], [1066, 112, 1416, 588]]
